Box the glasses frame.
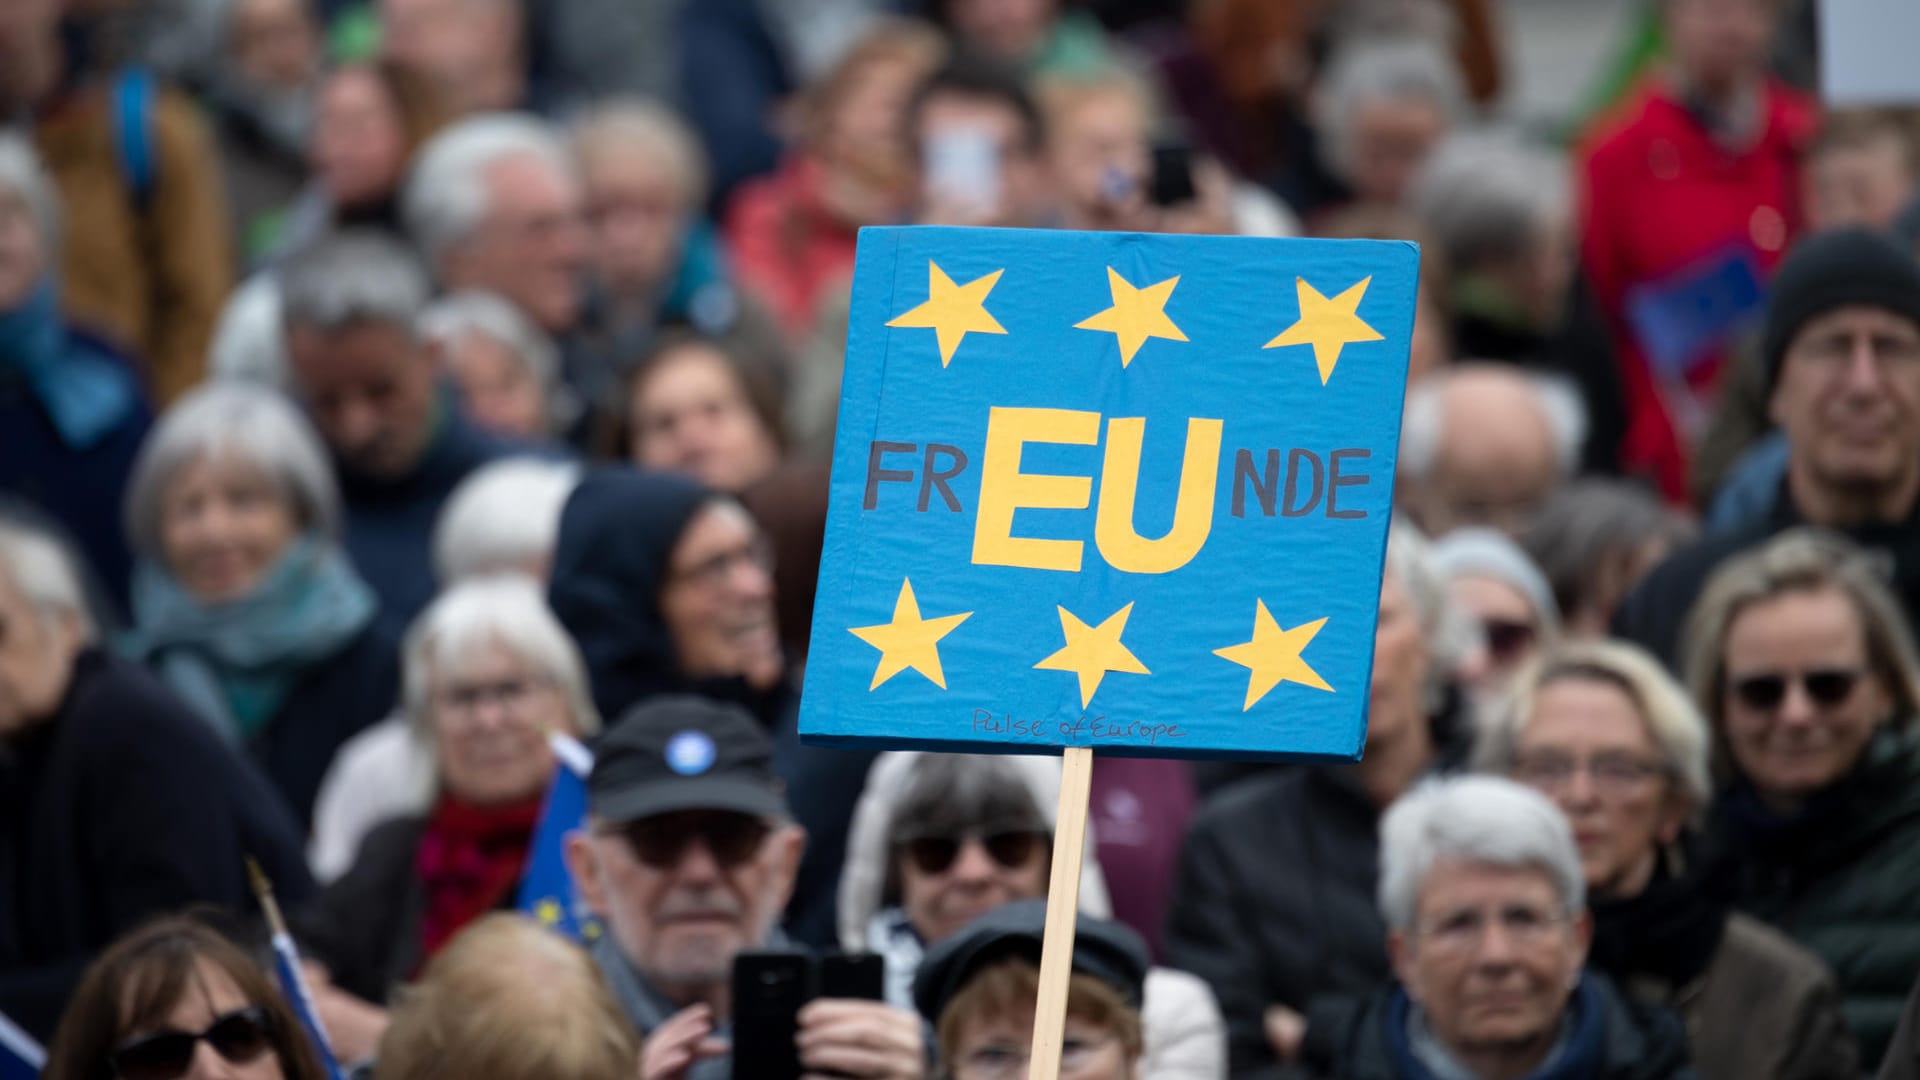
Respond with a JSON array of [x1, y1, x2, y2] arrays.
[[109, 1006, 273, 1080]]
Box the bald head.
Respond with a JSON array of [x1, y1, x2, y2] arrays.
[[1399, 365, 1584, 536]]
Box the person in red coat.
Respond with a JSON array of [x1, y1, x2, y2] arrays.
[[1578, 0, 1816, 501]]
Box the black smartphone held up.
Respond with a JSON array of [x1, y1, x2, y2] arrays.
[[818, 953, 885, 1002], [1149, 141, 1199, 207], [730, 951, 813, 1080]]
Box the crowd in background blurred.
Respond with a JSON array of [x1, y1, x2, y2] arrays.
[[9, 0, 1920, 1078]]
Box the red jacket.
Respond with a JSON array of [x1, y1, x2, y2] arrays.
[[1578, 77, 1817, 500], [723, 156, 863, 338]]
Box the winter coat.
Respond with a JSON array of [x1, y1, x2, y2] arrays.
[[293, 815, 431, 1004]]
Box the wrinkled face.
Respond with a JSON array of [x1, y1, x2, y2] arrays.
[[898, 828, 1050, 946], [1721, 587, 1892, 805], [1665, 0, 1773, 93], [1513, 677, 1687, 898], [572, 812, 801, 993], [429, 640, 570, 805], [0, 187, 43, 310], [629, 345, 780, 495], [580, 143, 686, 296], [1346, 98, 1446, 206], [1391, 862, 1588, 1063], [945, 0, 1057, 62], [117, 962, 285, 1080], [951, 1011, 1133, 1080], [1369, 572, 1432, 745], [158, 454, 301, 604], [659, 503, 784, 689], [1771, 306, 1920, 504], [285, 320, 438, 481], [445, 330, 549, 440], [312, 67, 408, 208], [1807, 137, 1915, 232], [1046, 88, 1151, 223], [445, 155, 588, 334], [229, 0, 317, 92], [0, 566, 81, 735]]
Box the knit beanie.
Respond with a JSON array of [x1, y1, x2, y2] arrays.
[[1762, 228, 1920, 396]]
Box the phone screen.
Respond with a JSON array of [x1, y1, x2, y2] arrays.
[[730, 952, 812, 1080], [924, 127, 1002, 215]]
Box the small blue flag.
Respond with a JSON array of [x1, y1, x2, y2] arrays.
[[517, 733, 601, 941], [1625, 244, 1767, 381], [0, 1010, 42, 1080], [266, 933, 347, 1080]]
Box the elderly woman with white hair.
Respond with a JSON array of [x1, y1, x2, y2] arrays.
[[1165, 519, 1479, 1077], [1310, 36, 1468, 211], [1295, 776, 1694, 1080], [1478, 640, 1855, 1080], [293, 575, 601, 1059], [0, 511, 313, 1041], [0, 133, 151, 608], [421, 291, 570, 442], [122, 382, 398, 829]]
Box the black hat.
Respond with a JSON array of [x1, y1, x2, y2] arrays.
[[1762, 228, 1920, 397], [911, 900, 1149, 1024], [587, 695, 788, 824]]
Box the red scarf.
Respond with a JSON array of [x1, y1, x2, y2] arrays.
[[413, 794, 544, 963]]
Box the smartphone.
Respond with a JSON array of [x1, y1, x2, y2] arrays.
[[924, 127, 1002, 214], [1149, 142, 1198, 207], [819, 953, 885, 1001], [730, 951, 812, 1080]]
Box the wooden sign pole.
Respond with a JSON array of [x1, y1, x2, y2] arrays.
[[1027, 745, 1095, 1080]]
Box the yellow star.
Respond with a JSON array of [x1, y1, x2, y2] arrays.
[[1034, 602, 1151, 708], [1214, 600, 1334, 710], [534, 898, 563, 926], [849, 578, 973, 690], [886, 261, 1008, 367], [1074, 267, 1189, 368], [1263, 277, 1385, 385]]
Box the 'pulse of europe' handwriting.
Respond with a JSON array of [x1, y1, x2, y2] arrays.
[[972, 708, 1184, 746]]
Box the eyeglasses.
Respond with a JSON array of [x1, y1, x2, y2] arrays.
[[110, 1007, 272, 1080], [957, 1035, 1114, 1080], [1416, 904, 1569, 955], [437, 676, 551, 714], [1482, 618, 1537, 662], [667, 536, 775, 591], [605, 811, 772, 870], [901, 830, 1046, 876], [1512, 751, 1667, 796], [1729, 668, 1864, 712]]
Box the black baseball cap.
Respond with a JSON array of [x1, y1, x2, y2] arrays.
[[912, 900, 1149, 1023], [587, 695, 789, 824]]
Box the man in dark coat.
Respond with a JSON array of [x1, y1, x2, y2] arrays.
[[1615, 228, 1920, 671], [0, 515, 312, 1040]]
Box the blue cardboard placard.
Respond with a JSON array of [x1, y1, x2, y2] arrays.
[[799, 227, 1418, 761]]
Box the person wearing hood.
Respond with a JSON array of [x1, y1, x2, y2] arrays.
[[546, 465, 874, 946], [838, 751, 1225, 1080], [0, 133, 150, 610]]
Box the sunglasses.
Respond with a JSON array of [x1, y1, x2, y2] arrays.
[[612, 811, 772, 870], [110, 1007, 272, 1080], [1730, 668, 1864, 712], [902, 830, 1046, 876], [1482, 618, 1537, 662]]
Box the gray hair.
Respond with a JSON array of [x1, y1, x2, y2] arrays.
[[403, 113, 575, 265], [1385, 516, 1481, 694], [1399, 365, 1588, 482], [278, 230, 432, 335], [0, 133, 59, 258], [570, 97, 710, 212], [1313, 36, 1468, 185], [420, 290, 560, 387], [1520, 479, 1696, 621], [1430, 526, 1561, 632], [124, 383, 341, 560], [1475, 639, 1714, 818], [0, 516, 96, 644], [431, 456, 583, 584], [1378, 775, 1585, 931], [208, 274, 290, 388], [401, 575, 601, 775], [1409, 130, 1569, 277], [1685, 528, 1920, 738]]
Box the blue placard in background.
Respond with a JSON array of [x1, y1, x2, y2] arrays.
[[799, 227, 1418, 760]]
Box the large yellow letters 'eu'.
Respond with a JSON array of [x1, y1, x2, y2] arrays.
[[971, 406, 1223, 574]]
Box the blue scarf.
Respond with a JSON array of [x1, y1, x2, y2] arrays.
[[125, 537, 377, 741], [0, 279, 140, 449]]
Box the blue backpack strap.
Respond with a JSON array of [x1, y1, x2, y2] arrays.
[[111, 68, 158, 211]]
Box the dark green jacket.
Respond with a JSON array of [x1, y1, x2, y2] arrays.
[[1707, 729, 1920, 1070]]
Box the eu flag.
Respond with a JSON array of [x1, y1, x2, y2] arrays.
[[0, 1010, 42, 1080], [517, 733, 601, 940]]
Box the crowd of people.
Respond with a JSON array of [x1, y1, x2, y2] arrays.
[[7, 0, 1920, 1078]]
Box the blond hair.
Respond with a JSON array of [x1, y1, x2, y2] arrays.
[[934, 956, 1143, 1069]]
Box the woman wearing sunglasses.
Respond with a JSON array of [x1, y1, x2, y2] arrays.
[[42, 916, 325, 1080], [1477, 638, 1856, 1080], [1684, 528, 1920, 1071]]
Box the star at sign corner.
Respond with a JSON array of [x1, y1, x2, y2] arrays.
[[849, 578, 973, 690], [1264, 276, 1384, 385], [886, 260, 1008, 367]]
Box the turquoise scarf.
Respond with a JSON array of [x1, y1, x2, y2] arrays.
[[125, 537, 378, 741], [0, 279, 140, 449]]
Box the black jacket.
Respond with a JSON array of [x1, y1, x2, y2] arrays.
[[1296, 975, 1696, 1080], [0, 650, 313, 1039], [292, 815, 430, 1004], [247, 620, 400, 830]]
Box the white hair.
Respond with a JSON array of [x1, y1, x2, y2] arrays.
[[279, 230, 432, 335], [420, 290, 559, 390], [400, 575, 601, 773], [0, 132, 61, 256], [1379, 775, 1585, 931], [1313, 36, 1468, 185], [1409, 130, 1569, 276], [0, 516, 96, 644], [570, 96, 710, 212], [124, 383, 341, 560], [1384, 515, 1481, 693], [403, 113, 576, 266], [208, 274, 289, 388], [1399, 366, 1588, 481], [432, 456, 582, 584]]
